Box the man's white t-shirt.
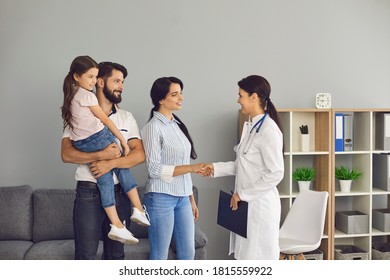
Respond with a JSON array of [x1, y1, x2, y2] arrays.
[[63, 105, 141, 184]]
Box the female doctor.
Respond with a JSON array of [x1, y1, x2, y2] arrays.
[[202, 75, 284, 260]]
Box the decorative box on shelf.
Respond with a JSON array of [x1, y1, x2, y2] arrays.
[[372, 243, 390, 260], [335, 210, 369, 234], [334, 245, 368, 260], [372, 208, 390, 232], [303, 249, 323, 260]]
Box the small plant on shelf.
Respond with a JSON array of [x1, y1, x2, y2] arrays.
[[335, 166, 362, 181], [335, 166, 362, 192], [292, 167, 315, 181]]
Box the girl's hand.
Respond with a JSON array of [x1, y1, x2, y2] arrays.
[[121, 141, 130, 156], [101, 143, 121, 160]]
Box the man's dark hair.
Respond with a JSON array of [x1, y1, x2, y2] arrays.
[[98, 62, 128, 79]]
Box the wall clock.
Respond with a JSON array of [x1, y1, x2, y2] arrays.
[[315, 93, 331, 109]]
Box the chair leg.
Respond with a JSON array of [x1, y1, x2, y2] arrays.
[[298, 253, 305, 260]]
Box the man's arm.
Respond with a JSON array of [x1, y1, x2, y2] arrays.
[[61, 137, 121, 164], [88, 138, 145, 178]]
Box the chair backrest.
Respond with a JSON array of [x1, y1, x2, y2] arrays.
[[279, 190, 328, 245]]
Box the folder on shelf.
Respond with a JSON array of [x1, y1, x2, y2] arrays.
[[335, 113, 344, 152], [217, 190, 248, 238], [375, 113, 390, 151], [373, 153, 390, 191], [343, 113, 353, 151]]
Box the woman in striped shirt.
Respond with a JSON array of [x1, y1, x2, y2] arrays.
[[141, 77, 204, 260]]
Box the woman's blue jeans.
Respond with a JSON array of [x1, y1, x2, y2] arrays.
[[73, 127, 137, 207], [144, 192, 195, 260]]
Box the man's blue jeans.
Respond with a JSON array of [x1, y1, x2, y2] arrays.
[[144, 192, 195, 260], [73, 126, 137, 207], [73, 181, 132, 259]]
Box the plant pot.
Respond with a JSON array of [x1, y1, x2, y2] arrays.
[[339, 180, 352, 192], [300, 134, 310, 152], [298, 181, 311, 192]]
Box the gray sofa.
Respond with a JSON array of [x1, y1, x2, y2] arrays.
[[0, 185, 208, 260]]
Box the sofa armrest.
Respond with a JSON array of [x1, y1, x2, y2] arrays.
[[170, 223, 208, 252], [194, 223, 208, 249]]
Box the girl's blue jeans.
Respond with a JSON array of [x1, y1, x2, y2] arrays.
[[73, 126, 137, 208]]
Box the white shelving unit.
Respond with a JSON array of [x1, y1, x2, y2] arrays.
[[332, 109, 390, 260], [239, 109, 333, 259], [239, 108, 390, 260]]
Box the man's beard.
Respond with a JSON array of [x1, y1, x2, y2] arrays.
[[103, 85, 122, 104]]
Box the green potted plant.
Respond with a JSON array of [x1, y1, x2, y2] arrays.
[[335, 166, 362, 192], [292, 167, 315, 192]]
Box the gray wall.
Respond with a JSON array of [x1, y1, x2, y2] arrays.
[[1, 0, 389, 259]]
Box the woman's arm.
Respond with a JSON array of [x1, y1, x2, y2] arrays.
[[173, 163, 204, 176]]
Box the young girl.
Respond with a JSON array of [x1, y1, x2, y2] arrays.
[[61, 55, 149, 245]]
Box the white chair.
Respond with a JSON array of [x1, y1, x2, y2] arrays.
[[279, 190, 328, 260]]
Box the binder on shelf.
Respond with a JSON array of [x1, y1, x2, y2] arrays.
[[217, 190, 248, 238], [373, 153, 390, 191], [376, 113, 390, 150], [343, 113, 353, 151], [335, 113, 344, 151]]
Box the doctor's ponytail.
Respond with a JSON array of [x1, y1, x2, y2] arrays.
[[238, 75, 283, 134]]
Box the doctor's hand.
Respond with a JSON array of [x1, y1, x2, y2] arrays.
[[199, 163, 214, 177], [230, 192, 241, 211]]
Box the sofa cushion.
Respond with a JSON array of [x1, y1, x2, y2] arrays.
[[24, 239, 104, 260], [24, 239, 74, 260], [0, 185, 33, 240], [33, 189, 75, 242], [0, 240, 33, 260]]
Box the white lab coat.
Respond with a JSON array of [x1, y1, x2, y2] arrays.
[[213, 113, 284, 260]]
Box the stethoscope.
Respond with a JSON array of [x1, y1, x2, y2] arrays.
[[242, 112, 267, 154]]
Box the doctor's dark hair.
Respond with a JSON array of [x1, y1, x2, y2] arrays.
[[149, 77, 197, 160], [61, 55, 99, 131], [238, 75, 283, 134]]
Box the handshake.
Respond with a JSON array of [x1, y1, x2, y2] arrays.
[[192, 163, 214, 177]]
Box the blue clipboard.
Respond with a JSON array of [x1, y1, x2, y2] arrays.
[[217, 190, 248, 238]]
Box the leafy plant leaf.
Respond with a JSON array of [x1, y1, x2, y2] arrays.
[[292, 167, 315, 181], [335, 166, 362, 180]]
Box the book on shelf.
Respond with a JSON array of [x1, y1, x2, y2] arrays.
[[373, 153, 390, 191], [375, 113, 390, 150], [335, 113, 344, 151], [343, 113, 353, 151]]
